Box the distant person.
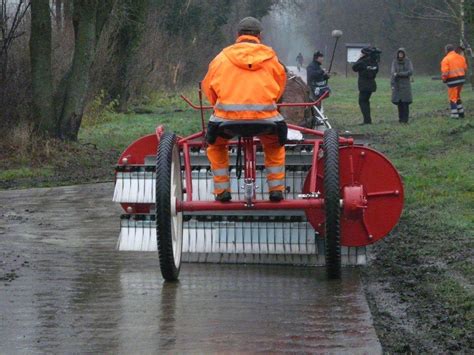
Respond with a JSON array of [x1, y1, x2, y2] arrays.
[[441, 44, 468, 118], [307, 51, 330, 107], [391, 48, 413, 123], [296, 52, 304, 72], [352, 47, 380, 124]]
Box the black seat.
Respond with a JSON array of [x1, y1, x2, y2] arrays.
[[216, 120, 277, 138]]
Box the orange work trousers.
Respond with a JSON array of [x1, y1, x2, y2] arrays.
[[448, 85, 463, 103], [207, 135, 285, 194]]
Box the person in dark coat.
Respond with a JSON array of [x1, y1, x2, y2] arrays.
[[352, 47, 380, 124], [391, 48, 413, 123], [307, 51, 329, 92], [306, 51, 330, 107]]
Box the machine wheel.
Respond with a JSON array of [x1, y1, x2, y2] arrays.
[[156, 132, 183, 281], [323, 129, 341, 279]]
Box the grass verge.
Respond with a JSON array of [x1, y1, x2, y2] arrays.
[[324, 77, 473, 352]]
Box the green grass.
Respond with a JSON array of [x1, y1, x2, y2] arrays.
[[79, 89, 203, 150], [0, 166, 53, 181], [79, 110, 201, 151]]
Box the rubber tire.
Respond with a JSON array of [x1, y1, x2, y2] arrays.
[[156, 132, 183, 281], [323, 129, 341, 279]]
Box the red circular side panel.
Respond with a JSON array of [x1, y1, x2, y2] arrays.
[[304, 146, 404, 247], [117, 134, 158, 165]]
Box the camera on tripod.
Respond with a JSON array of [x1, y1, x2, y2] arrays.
[[367, 47, 382, 62]]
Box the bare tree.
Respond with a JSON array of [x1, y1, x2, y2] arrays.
[[404, 0, 462, 24], [0, 0, 30, 133], [401, 0, 473, 43], [399, 0, 474, 86], [0, 0, 30, 80]]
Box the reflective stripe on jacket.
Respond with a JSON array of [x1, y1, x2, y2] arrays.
[[441, 51, 468, 88], [202, 35, 287, 120]]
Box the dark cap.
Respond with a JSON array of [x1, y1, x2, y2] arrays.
[[237, 17, 263, 34], [445, 44, 455, 52], [361, 47, 372, 55], [314, 51, 324, 58]]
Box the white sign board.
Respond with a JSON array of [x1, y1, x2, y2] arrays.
[[347, 47, 363, 63]]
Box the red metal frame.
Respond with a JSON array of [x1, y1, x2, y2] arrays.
[[177, 199, 324, 212], [174, 95, 353, 211], [174, 124, 332, 210], [115, 93, 404, 247], [244, 138, 256, 182], [175, 126, 330, 212]]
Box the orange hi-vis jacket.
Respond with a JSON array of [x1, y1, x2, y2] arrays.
[[441, 51, 468, 88], [202, 35, 287, 120]]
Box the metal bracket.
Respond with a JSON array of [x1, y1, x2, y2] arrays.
[[297, 191, 321, 199], [244, 178, 255, 207]]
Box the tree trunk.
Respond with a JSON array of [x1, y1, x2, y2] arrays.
[[30, 0, 55, 136], [112, 0, 148, 112], [55, 0, 117, 140], [57, 0, 98, 140]]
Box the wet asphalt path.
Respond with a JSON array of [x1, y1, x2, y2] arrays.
[[0, 183, 381, 353]]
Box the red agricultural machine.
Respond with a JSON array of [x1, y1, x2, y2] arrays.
[[112, 91, 404, 280]]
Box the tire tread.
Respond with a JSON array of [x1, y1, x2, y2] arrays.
[[156, 132, 181, 281], [323, 129, 341, 279]]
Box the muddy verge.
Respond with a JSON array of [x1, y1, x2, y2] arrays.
[[0, 143, 118, 190], [362, 211, 473, 353]]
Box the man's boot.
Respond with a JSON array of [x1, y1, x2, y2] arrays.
[[359, 93, 372, 124], [215, 191, 232, 202], [457, 100, 465, 118], [450, 102, 459, 119], [269, 191, 284, 202]]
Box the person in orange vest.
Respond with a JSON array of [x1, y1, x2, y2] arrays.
[[202, 17, 287, 202], [441, 44, 468, 118]]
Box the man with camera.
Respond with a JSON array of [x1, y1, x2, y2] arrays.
[[352, 47, 381, 124]]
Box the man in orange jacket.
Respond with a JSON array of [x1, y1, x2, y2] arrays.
[[441, 44, 468, 118], [202, 17, 287, 202]]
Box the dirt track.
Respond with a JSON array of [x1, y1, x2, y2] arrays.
[[0, 183, 381, 353]]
